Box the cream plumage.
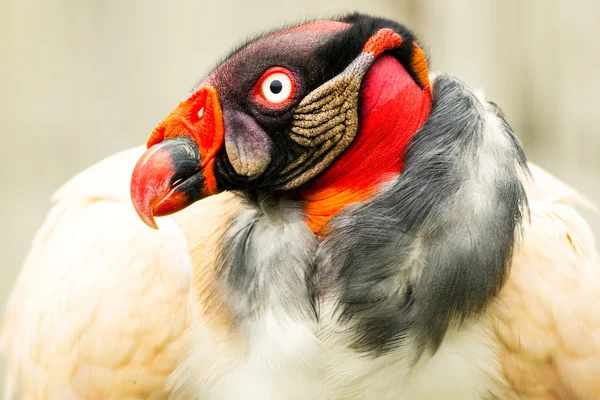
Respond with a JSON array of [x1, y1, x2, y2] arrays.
[[2, 13, 600, 400]]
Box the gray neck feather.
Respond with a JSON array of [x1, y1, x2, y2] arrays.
[[315, 74, 529, 355], [218, 192, 318, 329]]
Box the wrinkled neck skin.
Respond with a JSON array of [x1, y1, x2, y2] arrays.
[[301, 54, 432, 234], [239, 54, 432, 234]]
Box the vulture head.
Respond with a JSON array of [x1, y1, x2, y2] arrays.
[[130, 14, 432, 232]]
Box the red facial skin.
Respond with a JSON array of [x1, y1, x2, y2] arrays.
[[301, 54, 432, 233]]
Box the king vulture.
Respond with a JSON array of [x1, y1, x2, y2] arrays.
[[2, 13, 599, 400]]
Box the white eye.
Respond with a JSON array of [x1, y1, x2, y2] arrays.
[[260, 72, 293, 104]]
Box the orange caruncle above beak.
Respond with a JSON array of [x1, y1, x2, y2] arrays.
[[147, 85, 224, 193], [130, 86, 224, 229]]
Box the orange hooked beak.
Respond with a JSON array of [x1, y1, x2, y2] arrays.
[[131, 86, 224, 229]]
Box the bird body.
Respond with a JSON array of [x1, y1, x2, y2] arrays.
[[3, 14, 600, 400]]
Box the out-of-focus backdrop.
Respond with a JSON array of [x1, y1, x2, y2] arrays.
[[1, 0, 599, 386]]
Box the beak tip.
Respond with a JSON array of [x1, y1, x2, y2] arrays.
[[130, 163, 161, 230], [139, 211, 159, 230], [130, 190, 159, 230], [130, 137, 204, 228]]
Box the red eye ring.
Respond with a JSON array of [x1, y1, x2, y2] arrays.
[[253, 67, 297, 107]]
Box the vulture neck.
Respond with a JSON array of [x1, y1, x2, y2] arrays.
[[300, 55, 432, 234]]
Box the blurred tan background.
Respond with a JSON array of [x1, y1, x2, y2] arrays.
[[1, 0, 599, 388]]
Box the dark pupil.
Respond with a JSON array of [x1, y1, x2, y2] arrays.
[[269, 80, 283, 94]]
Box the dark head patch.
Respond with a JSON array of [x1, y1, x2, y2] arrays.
[[198, 14, 431, 195]]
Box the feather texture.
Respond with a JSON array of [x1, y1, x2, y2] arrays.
[[494, 169, 600, 399], [2, 84, 599, 399], [0, 147, 241, 399]]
